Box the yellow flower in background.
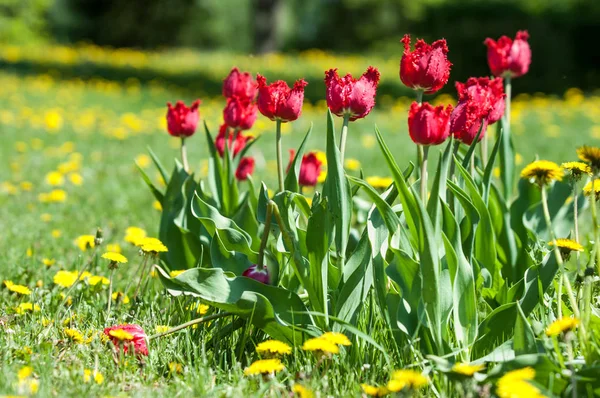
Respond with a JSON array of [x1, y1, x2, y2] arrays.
[[105, 243, 122, 253], [361, 134, 375, 148], [83, 369, 104, 384], [44, 110, 63, 131], [546, 317, 580, 336], [42, 258, 56, 267], [256, 340, 292, 356], [18, 366, 34, 380], [53, 270, 78, 288], [101, 252, 128, 263], [320, 332, 351, 346], [15, 302, 41, 314], [153, 200, 162, 211], [40, 213, 52, 222], [170, 270, 185, 278], [451, 362, 486, 376], [344, 158, 361, 171], [302, 337, 339, 354], [112, 292, 130, 304], [361, 383, 389, 397], [20, 181, 33, 191], [75, 235, 95, 251], [583, 180, 600, 198], [243, 358, 285, 376], [169, 362, 183, 374], [188, 302, 209, 315], [139, 237, 168, 253], [520, 160, 563, 186], [548, 238, 584, 253], [292, 384, 314, 398], [87, 275, 109, 286], [155, 325, 170, 334], [64, 328, 85, 343], [38, 189, 67, 203], [496, 367, 544, 398], [108, 328, 134, 341], [561, 161, 592, 180], [387, 370, 428, 392], [52, 229, 62, 238], [577, 145, 600, 169], [135, 154, 151, 168], [15, 141, 28, 153], [317, 170, 327, 183], [366, 176, 393, 189], [124, 226, 147, 245], [4, 280, 32, 295], [68, 173, 83, 186], [45, 171, 65, 186]]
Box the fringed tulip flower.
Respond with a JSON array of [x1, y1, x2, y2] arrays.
[[456, 77, 505, 124], [408, 102, 453, 146], [166, 100, 201, 138], [449, 101, 489, 145], [215, 124, 252, 158], [484, 31, 531, 78], [223, 97, 257, 131], [235, 157, 255, 181], [324, 67, 380, 121], [223, 67, 257, 101], [298, 152, 323, 187], [256, 74, 307, 122], [242, 264, 269, 284], [103, 324, 148, 356], [400, 35, 452, 95]]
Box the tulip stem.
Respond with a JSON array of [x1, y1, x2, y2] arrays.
[[339, 113, 351, 165], [415, 90, 424, 105], [481, 132, 488, 169], [147, 311, 233, 341], [257, 202, 274, 269], [275, 120, 284, 192], [419, 145, 429, 201], [502, 76, 513, 198], [180, 138, 189, 173]]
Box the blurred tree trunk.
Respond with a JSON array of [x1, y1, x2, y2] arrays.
[[252, 0, 282, 53]]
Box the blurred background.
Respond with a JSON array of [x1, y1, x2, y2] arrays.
[[1, 0, 599, 99]]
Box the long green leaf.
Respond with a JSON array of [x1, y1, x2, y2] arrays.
[[285, 124, 313, 192]]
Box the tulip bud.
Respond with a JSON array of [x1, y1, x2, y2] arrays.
[[166, 100, 201, 138], [215, 124, 252, 158], [256, 74, 307, 122], [324, 67, 380, 121], [449, 101, 489, 145], [484, 30, 531, 78], [242, 264, 269, 284], [400, 35, 452, 94], [223, 68, 257, 101], [235, 157, 255, 181], [408, 102, 453, 146]]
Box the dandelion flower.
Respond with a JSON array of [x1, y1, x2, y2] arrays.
[[545, 317, 580, 336], [125, 226, 146, 245], [68, 173, 83, 186], [520, 160, 563, 186], [155, 325, 170, 334], [577, 145, 600, 170], [451, 362, 486, 376], [496, 367, 543, 398], [45, 171, 65, 186], [345, 158, 361, 171], [292, 384, 314, 398], [366, 176, 394, 189], [138, 237, 168, 253], [153, 200, 162, 211], [243, 358, 285, 376], [53, 270, 78, 288], [548, 238, 584, 253], [3, 280, 32, 295], [105, 243, 122, 253], [256, 340, 292, 356], [101, 252, 128, 263], [18, 366, 34, 380], [561, 162, 592, 181], [170, 270, 185, 277], [15, 302, 41, 314], [42, 258, 56, 267], [64, 328, 85, 343], [169, 362, 183, 374], [75, 235, 95, 251], [361, 383, 389, 396], [112, 292, 130, 304], [83, 369, 104, 384], [387, 370, 428, 392], [108, 328, 134, 341], [583, 180, 600, 199], [188, 302, 209, 315], [88, 275, 109, 286], [40, 213, 52, 222], [320, 332, 351, 346], [301, 337, 339, 354]]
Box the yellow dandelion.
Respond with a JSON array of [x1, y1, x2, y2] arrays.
[[3, 280, 32, 295], [45, 171, 65, 186], [88, 275, 109, 286], [155, 325, 170, 334], [292, 384, 314, 398], [577, 145, 600, 169], [170, 270, 185, 277], [20, 181, 33, 191], [387, 370, 428, 392], [124, 226, 147, 244], [53, 270, 78, 288], [583, 180, 600, 199], [320, 332, 351, 346], [101, 252, 128, 263], [366, 176, 394, 189], [139, 237, 168, 253], [496, 368, 544, 398], [75, 235, 95, 251], [18, 366, 34, 380], [51, 229, 62, 238], [301, 337, 339, 354], [545, 317, 580, 337], [136, 154, 151, 168], [105, 243, 122, 253], [40, 213, 52, 222], [451, 362, 486, 376], [42, 258, 56, 267], [243, 358, 285, 376], [256, 340, 292, 356], [153, 200, 162, 211], [345, 158, 361, 171], [561, 162, 592, 180], [83, 369, 104, 384], [188, 302, 209, 315], [15, 302, 41, 314], [361, 383, 389, 397], [317, 170, 327, 184], [520, 160, 563, 186], [169, 362, 183, 374], [64, 328, 84, 343], [46, 189, 68, 202], [108, 328, 134, 341], [68, 173, 84, 186], [112, 292, 130, 304], [548, 238, 584, 253]]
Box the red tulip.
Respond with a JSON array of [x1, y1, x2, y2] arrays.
[[242, 264, 269, 284], [456, 77, 505, 124], [215, 124, 252, 158], [324, 67, 380, 121], [408, 102, 453, 146], [235, 157, 255, 181], [449, 101, 489, 145], [223, 97, 257, 131], [400, 34, 452, 94], [103, 324, 148, 356], [223, 67, 257, 101], [484, 31, 531, 78], [166, 100, 201, 138], [256, 74, 307, 122]]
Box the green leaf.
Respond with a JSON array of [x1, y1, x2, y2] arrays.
[[473, 302, 518, 358], [460, 123, 484, 170], [482, 130, 502, 203], [147, 146, 169, 185], [204, 121, 225, 210], [427, 137, 454, 233], [498, 116, 515, 199], [136, 163, 164, 204], [387, 249, 421, 339], [347, 176, 401, 235], [519, 254, 558, 316], [323, 110, 352, 266], [306, 198, 332, 320], [284, 124, 313, 192], [513, 303, 537, 355], [156, 266, 312, 344]]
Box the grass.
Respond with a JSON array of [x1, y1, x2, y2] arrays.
[[0, 65, 599, 397]]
